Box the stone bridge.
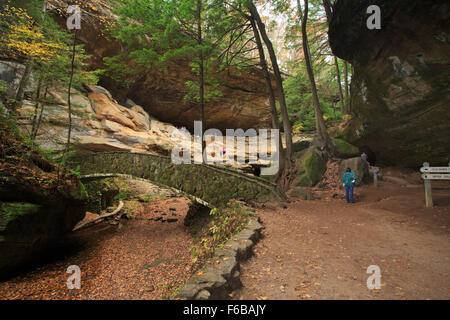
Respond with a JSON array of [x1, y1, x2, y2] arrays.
[[67, 152, 287, 207]]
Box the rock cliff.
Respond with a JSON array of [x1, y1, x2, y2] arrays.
[[47, 0, 272, 131], [0, 116, 85, 277], [329, 0, 450, 167]]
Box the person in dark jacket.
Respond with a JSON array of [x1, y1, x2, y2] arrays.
[[342, 168, 357, 203]]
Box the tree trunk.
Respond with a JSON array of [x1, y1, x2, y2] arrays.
[[334, 56, 345, 114], [322, 0, 332, 21], [65, 30, 77, 154], [33, 85, 48, 140], [31, 77, 42, 138], [14, 61, 33, 111], [298, 0, 330, 147], [197, 0, 205, 153], [247, 1, 294, 167], [249, 13, 285, 180], [249, 16, 278, 130], [344, 61, 349, 112]]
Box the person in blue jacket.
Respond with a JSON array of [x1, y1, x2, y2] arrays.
[[342, 168, 357, 203]]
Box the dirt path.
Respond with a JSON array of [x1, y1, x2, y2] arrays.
[[0, 197, 194, 300], [234, 180, 450, 300]]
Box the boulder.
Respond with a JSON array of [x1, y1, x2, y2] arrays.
[[293, 140, 312, 153], [288, 187, 314, 200], [338, 157, 370, 186], [84, 84, 114, 100], [294, 147, 328, 187], [88, 93, 150, 131], [120, 106, 150, 131], [330, 138, 360, 159], [88, 93, 137, 129]]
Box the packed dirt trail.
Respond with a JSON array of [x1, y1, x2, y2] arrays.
[[234, 173, 450, 300]]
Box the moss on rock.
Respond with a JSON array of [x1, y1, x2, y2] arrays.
[[293, 140, 312, 153], [294, 147, 328, 187], [0, 203, 41, 232], [331, 138, 360, 159]]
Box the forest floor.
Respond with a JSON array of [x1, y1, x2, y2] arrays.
[[1, 170, 449, 300], [234, 169, 450, 300], [0, 196, 195, 300]]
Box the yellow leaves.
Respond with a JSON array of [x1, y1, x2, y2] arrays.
[[292, 123, 303, 133], [342, 114, 352, 121], [1, 6, 63, 61], [10, 24, 43, 39]]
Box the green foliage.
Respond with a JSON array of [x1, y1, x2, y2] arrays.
[[0, 80, 7, 94], [105, 0, 250, 103], [0, 1, 100, 88], [189, 201, 251, 271], [267, 0, 350, 132], [284, 67, 342, 133]]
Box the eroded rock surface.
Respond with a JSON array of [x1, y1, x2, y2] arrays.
[[329, 0, 450, 167], [46, 0, 272, 131]]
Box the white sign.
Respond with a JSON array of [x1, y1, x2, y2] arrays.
[[421, 173, 450, 180], [420, 167, 450, 173]]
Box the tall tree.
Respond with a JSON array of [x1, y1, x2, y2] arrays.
[[196, 0, 205, 150], [334, 56, 344, 113], [297, 0, 330, 147], [344, 60, 349, 112], [65, 29, 77, 154], [107, 0, 239, 155], [247, 11, 287, 181], [247, 1, 294, 168], [247, 14, 278, 130]]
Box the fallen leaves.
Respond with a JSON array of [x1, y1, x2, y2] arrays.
[[0, 197, 194, 300]]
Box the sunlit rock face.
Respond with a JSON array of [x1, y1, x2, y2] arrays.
[[329, 0, 450, 167], [47, 0, 272, 132]]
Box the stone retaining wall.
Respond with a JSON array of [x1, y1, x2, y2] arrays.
[[176, 219, 263, 300]]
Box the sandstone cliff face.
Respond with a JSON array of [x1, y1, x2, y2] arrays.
[[329, 0, 450, 167], [48, 0, 272, 131], [0, 59, 180, 154]]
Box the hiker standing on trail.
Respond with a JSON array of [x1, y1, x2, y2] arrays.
[[342, 168, 357, 203]]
